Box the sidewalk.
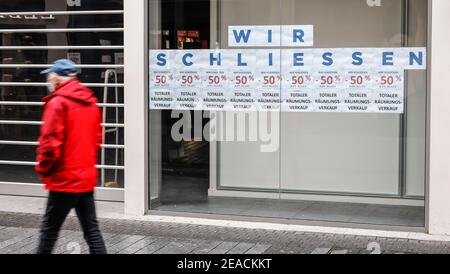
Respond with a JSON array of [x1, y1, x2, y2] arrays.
[[1, 195, 450, 254]]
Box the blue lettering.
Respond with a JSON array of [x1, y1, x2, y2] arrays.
[[293, 53, 304, 66], [233, 29, 252, 44], [409, 51, 424, 66], [383, 52, 394, 66], [268, 52, 273, 66], [237, 53, 247, 66], [156, 53, 167, 66], [352, 52, 363, 66], [293, 29, 305, 43], [182, 53, 194, 66], [322, 52, 333, 66], [210, 53, 222, 66], [268, 29, 273, 44]]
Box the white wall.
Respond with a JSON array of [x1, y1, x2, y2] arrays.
[[124, 0, 149, 215], [428, 0, 450, 235]]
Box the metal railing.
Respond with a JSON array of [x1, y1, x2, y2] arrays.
[[0, 28, 124, 33], [0, 120, 124, 127], [0, 140, 124, 149], [0, 101, 124, 108], [0, 64, 124, 68], [0, 45, 124, 50], [0, 10, 124, 16], [0, 82, 124, 88], [0, 160, 124, 170]]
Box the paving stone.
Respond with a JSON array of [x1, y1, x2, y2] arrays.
[[190, 240, 222, 254], [0, 228, 36, 250], [118, 236, 158, 254], [59, 233, 87, 254], [22, 230, 78, 254], [52, 231, 85, 254], [0, 227, 33, 241], [108, 235, 146, 254], [1, 234, 40, 254], [330, 249, 349, 254], [209, 242, 239, 254], [227, 242, 256, 254], [63, 231, 117, 254], [310, 248, 331, 254], [135, 237, 173, 254], [105, 234, 131, 248], [154, 238, 201, 254], [1, 211, 450, 254], [79, 232, 117, 254]]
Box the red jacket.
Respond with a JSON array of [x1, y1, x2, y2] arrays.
[[36, 78, 102, 193]]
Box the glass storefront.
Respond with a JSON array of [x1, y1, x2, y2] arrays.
[[0, 0, 125, 188], [148, 0, 428, 227]]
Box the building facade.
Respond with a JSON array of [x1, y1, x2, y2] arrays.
[[1, 0, 450, 235]]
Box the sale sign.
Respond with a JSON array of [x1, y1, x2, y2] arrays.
[[372, 70, 405, 113], [227, 50, 257, 111], [173, 50, 204, 110], [282, 49, 315, 112], [341, 71, 374, 112], [256, 50, 282, 111], [149, 47, 426, 114], [149, 50, 176, 110], [201, 51, 233, 111]]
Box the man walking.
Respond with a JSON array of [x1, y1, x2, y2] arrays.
[[36, 59, 107, 254]]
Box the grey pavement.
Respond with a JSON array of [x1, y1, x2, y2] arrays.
[[1, 211, 450, 254]]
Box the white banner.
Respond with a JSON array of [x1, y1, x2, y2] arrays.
[[149, 48, 426, 114], [228, 25, 314, 47]]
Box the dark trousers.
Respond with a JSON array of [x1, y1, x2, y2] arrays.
[[37, 191, 107, 254]]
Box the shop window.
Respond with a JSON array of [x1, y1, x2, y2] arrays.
[[0, 0, 125, 188]]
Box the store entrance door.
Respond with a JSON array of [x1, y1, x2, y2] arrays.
[[158, 0, 212, 205]]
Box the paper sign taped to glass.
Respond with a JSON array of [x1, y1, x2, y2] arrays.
[[149, 47, 426, 114]]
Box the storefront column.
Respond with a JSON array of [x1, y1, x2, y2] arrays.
[[124, 0, 149, 215], [428, 0, 450, 235]]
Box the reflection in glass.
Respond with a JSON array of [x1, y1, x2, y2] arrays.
[[148, 0, 428, 227]]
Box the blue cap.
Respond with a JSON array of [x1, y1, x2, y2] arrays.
[[41, 59, 78, 76]]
